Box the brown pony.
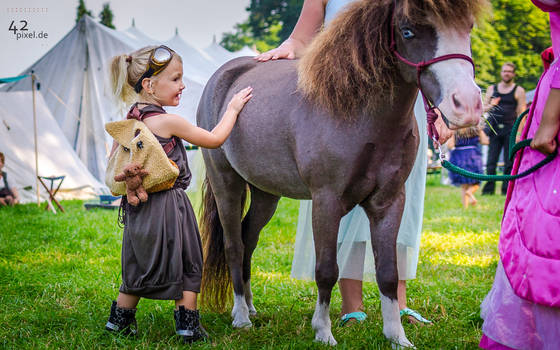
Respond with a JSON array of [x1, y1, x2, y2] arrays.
[[198, 0, 485, 346]]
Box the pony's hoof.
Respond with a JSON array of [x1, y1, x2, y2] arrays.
[[391, 338, 415, 349], [314, 331, 337, 346], [232, 319, 252, 328], [247, 305, 257, 316]]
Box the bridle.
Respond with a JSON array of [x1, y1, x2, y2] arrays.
[[389, 1, 475, 141]]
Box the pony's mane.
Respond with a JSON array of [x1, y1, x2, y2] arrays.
[[297, 0, 488, 118]]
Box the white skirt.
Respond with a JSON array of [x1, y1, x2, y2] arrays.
[[291, 96, 428, 281]]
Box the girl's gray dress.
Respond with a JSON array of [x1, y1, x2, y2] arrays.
[[119, 104, 203, 300]]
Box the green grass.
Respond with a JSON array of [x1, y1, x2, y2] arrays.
[[0, 179, 506, 349]]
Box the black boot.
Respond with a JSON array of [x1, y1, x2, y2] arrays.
[[174, 306, 208, 343], [105, 301, 137, 336]]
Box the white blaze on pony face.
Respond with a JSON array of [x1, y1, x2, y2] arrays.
[[430, 21, 483, 129]]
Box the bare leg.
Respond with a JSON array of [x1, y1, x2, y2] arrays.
[[467, 184, 479, 206], [175, 291, 197, 310], [398, 280, 416, 324], [397, 280, 407, 310], [116, 292, 140, 309], [461, 184, 469, 208], [339, 278, 363, 315]]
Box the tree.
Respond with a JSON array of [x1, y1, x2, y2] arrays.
[[245, 0, 303, 43], [221, 22, 282, 52], [76, 0, 93, 23], [99, 3, 116, 29], [472, 0, 551, 90], [221, 0, 302, 52]]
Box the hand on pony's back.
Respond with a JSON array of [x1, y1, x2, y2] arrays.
[[254, 39, 297, 62]]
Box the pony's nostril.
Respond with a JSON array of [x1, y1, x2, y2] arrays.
[[453, 94, 462, 109], [475, 98, 482, 112]]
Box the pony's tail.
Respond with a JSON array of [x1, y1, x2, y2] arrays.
[[200, 177, 248, 312]]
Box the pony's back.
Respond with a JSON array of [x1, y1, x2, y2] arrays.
[[197, 57, 259, 131]]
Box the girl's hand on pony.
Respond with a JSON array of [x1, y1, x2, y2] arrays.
[[228, 87, 253, 114]]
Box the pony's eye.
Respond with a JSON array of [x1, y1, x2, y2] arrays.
[[401, 29, 415, 39]]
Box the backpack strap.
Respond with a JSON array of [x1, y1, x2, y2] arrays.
[[162, 137, 177, 155], [126, 103, 176, 155], [126, 103, 166, 121]]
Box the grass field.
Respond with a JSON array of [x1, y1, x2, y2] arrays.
[[0, 176, 506, 349]]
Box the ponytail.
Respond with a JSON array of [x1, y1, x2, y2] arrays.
[[110, 54, 136, 104]]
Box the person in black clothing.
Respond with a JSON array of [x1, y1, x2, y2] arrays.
[[0, 152, 19, 206], [482, 63, 527, 195]]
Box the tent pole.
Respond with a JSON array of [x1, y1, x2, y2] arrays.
[[32, 72, 40, 206]]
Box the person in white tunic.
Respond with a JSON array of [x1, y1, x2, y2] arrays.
[[256, 0, 452, 325]]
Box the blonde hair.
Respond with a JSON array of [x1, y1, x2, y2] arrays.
[[109, 46, 182, 104]]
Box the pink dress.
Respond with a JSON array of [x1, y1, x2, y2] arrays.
[[480, 1, 560, 349]]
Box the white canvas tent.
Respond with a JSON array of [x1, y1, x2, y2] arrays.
[[2, 16, 205, 186], [204, 41, 258, 67], [165, 29, 220, 85], [0, 91, 106, 203], [121, 19, 159, 47], [204, 41, 237, 66], [233, 46, 258, 58]]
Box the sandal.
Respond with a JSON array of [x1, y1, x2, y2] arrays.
[[340, 311, 367, 326], [400, 308, 431, 324]]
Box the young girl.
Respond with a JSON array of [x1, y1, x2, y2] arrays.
[[447, 126, 486, 208], [105, 45, 252, 343]]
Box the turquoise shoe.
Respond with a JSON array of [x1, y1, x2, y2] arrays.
[[340, 311, 367, 326], [400, 308, 432, 324]]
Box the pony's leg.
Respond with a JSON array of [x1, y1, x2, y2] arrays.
[[241, 185, 280, 316], [310, 194, 342, 346], [362, 192, 413, 348], [207, 167, 252, 328]]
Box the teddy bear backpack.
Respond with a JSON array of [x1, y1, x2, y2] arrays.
[[105, 105, 180, 196]]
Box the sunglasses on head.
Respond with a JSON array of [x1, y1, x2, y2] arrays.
[[134, 45, 174, 93]]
